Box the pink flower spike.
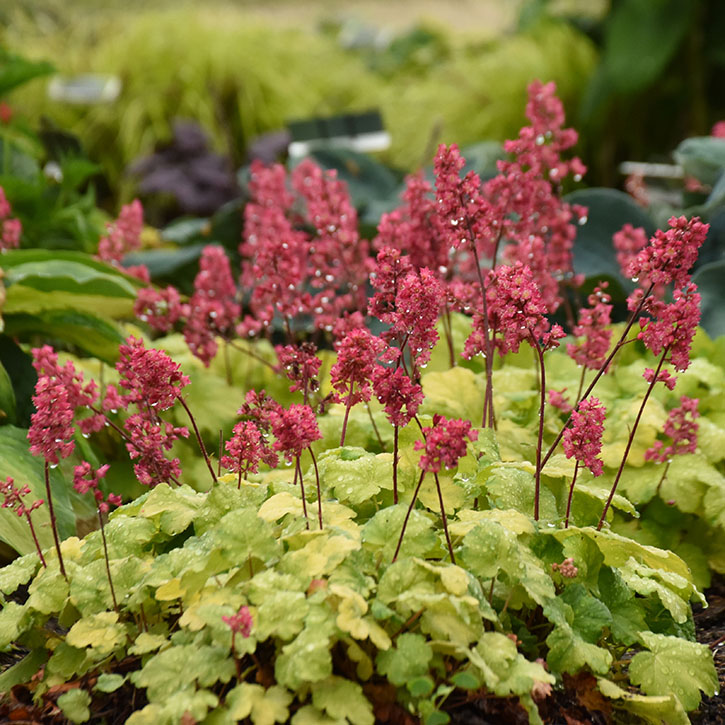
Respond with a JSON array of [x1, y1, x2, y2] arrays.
[[548, 388, 573, 414], [638, 283, 701, 372], [270, 404, 321, 462], [330, 328, 385, 408], [135, 286, 185, 333], [117, 336, 190, 410], [414, 415, 478, 474], [627, 216, 708, 290], [223, 605, 253, 638], [567, 284, 613, 371], [562, 396, 606, 477], [646, 396, 699, 463], [613, 224, 648, 282], [275, 343, 322, 396], [221, 420, 266, 477], [28, 377, 76, 465], [372, 366, 423, 427]]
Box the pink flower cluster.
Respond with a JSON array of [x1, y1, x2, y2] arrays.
[[134, 286, 185, 334], [276, 343, 322, 398], [0, 186, 21, 251], [1, 476, 43, 518], [330, 327, 385, 408], [270, 404, 321, 462], [223, 605, 253, 638], [72, 462, 121, 513], [415, 415, 478, 474], [464, 262, 564, 359], [373, 366, 423, 428], [184, 246, 241, 365], [97, 199, 149, 282], [646, 396, 699, 463], [562, 396, 606, 476], [567, 284, 613, 370]]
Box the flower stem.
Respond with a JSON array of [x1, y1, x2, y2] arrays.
[[392, 469, 426, 563], [98, 507, 118, 612], [530, 335, 547, 521], [340, 386, 354, 447], [598, 347, 667, 530], [434, 472, 455, 564], [295, 456, 309, 530], [564, 460, 580, 529], [393, 425, 399, 504], [177, 395, 217, 484], [308, 447, 323, 530], [24, 511, 46, 567], [366, 402, 385, 450], [541, 284, 654, 471], [44, 462, 67, 580]]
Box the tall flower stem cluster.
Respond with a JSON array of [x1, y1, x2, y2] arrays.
[[393, 416, 477, 563]]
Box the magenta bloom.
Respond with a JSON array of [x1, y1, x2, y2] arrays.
[[567, 284, 613, 371], [184, 246, 240, 366], [638, 283, 701, 372], [415, 415, 478, 474], [1, 477, 43, 518], [627, 216, 708, 290], [270, 404, 322, 462], [117, 336, 190, 410], [463, 263, 555, 359], [135, 286, 185, 333], [73, 462, 120, 513], [368, 247, 413, 325], [548, 388, 573, 414], [276, 343, 322, 396], [97, 199, 144, 263], [330, 328, 385, 407], [613, 224, 648, 281], [223, 605, 253, 638], [562, 397, 606, 477], [124, 414, 188, 487], [646, 396, 699, 463], [28, 378, 76, 465], [221, 420, 267, 477], [372, 366, 424, 428], [0, 186, 22, 251]]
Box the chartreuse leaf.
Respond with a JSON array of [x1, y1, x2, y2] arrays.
[[317, 448, 394, 504], [130, 644, 235, 700], [137, 483, 204, 535], [468, 631, 554, 697], [126, 689, 219, 724], [420, 366, 484, 424], [559, 584, 612, 642], [376, 633, 433, 686], [0, 601, 30, 649], [57, 688, 92, 723], [330, 583, 391, 650], [94, 673, 126, 693], [362, 504, 438, 561], [211, 506, 282, 564], [312, 676, 375, 725], [225, 683, 293, 725], [275, 627, 334, 690], [279, 531, 359, 580], [128, 631, 169, 656], [629, 631, 718, 710], [0, 648, 48, 692], [597, 678, 689, 725], [291, 705, 345, 725], [26, 566, 69, 614], [0, 553, 39, 595], [66, 611, 126, 656], [597, 567, 648, 646]]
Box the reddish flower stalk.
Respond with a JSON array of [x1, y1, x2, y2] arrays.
[[270, 404, 323, 529], [223, 605, 253, 678], [561, 397, 606, 527], [394, 416, 477, 563], [44, 462, 66, 579], [221, 420, 265, 489], [330, 327, 385, 446], [1, 477, 46, 566], [73, 462, 121, 611]]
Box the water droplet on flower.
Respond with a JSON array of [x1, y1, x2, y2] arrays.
[[325, 274, 334, 283], [578, 216, 588, 226], [631, 277, 639, 283], [535, 135, 545, 145], [573, 174, 582, 182]]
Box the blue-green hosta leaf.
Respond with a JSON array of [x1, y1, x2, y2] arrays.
[[468, 631, 554, 697], [376, 633, 433, 687], [225, 683, 293, 725], [57, 688, 92, 724], [312, 676, 375, 725], [629, 631, 718, 711]]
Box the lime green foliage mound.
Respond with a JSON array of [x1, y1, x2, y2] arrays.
[[7, 10, 595, 193]]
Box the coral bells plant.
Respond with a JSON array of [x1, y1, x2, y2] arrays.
[[7, 80, 724, 725], [0, 185, 22, 251]]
